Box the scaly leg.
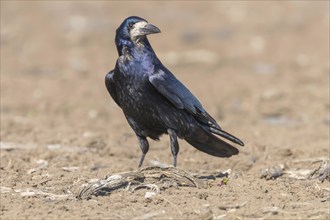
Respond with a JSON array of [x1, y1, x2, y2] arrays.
[[137, 135, 149, 168], [168, 129, 179, 167]]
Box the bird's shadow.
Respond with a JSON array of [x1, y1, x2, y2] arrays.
[[197, 172, 229, 180]]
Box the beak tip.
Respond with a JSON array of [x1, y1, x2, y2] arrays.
[[145, 23, 161, 35]]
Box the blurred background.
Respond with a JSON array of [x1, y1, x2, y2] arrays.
[[1, 1, 329, 219], [1, 1, 329, 161]]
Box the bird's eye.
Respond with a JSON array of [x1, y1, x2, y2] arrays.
[[128, 22, 134, 29]]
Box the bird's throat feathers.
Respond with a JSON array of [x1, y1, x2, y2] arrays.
[[116, 37, 154, 58]]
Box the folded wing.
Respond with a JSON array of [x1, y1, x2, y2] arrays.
[[149, 68, 244, 146]]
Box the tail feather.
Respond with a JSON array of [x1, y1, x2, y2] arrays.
[[209, 127, 244, 146], [185, 126, 240, 158]]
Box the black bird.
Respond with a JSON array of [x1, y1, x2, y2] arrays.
[[105, 16, 244, 167]]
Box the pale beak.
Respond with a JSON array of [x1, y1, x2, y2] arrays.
[[138, 23, 161, 36], [131, 22, 161, 41]]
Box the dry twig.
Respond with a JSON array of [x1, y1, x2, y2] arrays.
[[77, 166, 207, 200]]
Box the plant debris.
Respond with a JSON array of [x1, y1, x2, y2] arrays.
[[77, 166, 207, 200]]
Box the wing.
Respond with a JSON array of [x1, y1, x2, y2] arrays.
[[149, 68, 221, 129], [105, 70, 121, 107]]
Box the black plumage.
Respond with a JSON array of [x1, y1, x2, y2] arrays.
[[105, 16, 244, 167]]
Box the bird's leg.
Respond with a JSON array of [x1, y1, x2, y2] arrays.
[[137, 135, 149, 168], [167, 129, 179, 167]]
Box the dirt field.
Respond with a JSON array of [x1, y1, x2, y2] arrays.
[[1, 1, 329, 219]]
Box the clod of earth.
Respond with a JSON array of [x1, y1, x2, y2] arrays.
[[260, 164, 285, 180]]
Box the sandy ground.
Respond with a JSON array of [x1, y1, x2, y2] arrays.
[[1, 1, 329, 219]]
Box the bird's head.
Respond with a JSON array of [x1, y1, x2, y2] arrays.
[[116, 16, 161, 44]]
